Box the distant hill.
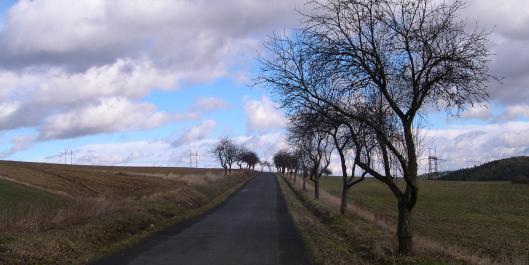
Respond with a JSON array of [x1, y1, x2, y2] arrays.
[[440, 156, 529, 181]]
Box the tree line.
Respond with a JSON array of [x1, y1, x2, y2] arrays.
[[211, 137, 260, 175], [259, 0, 492, 255]]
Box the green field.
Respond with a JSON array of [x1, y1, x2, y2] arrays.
[[320, 177, 529, 261], [0, 179, 65, 218]]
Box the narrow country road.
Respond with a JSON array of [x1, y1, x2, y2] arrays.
[[94, 173, 311, 265]]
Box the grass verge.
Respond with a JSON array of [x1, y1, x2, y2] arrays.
[[278, 174, 467, 265]]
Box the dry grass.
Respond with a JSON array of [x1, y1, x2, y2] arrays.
[[281, 175, 518, 265], [319, 177, 529, 265], [0, 160, 253, 265], [0, 160, 226, 198], [276, 175, 368, 265], [284, 175, 529, 265]]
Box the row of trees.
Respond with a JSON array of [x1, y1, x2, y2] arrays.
[[211, 138, 260, 175], [259, 0, 492, 255]]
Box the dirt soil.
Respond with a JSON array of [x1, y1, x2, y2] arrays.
[[0, 160, 226, 199]]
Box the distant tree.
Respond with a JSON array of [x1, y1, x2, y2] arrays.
[[273, 150, 291, 173], [287, 114, 333, 199], [241, 151, 259, 170], [211, 138, 238, 175], [235, 146, 249, 170], [263, 161, 272, 172], [259, 161, 266, 172]]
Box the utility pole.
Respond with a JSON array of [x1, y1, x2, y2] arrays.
[[195, 150, 198, 168], [70, 150, 73, 165], [428, 148, 439, 179], [64, 148, 67, 165], [189, 149, 192, 168]]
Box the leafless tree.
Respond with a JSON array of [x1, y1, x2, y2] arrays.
[[259, 0, 492, 254], [290, 135, 313, 191], [235, 146, 248, 170], [211, 138, 238, 175], [261, 161, 272, 172], [288, 113, 333, 199]]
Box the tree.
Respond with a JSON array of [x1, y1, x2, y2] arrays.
[[241, 151, 260, 170], [306, 108, 369, 214], [261, 161, 272, 172], [211, 138, 238, 175], [287, 114, 333, 199], [235, 146, 249, 170], [259, 0, 491, 254], [290, 136, 313, 191], [273, 150, 291, 173]]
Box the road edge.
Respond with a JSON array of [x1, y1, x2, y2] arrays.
[[89, 173, 256, 265]]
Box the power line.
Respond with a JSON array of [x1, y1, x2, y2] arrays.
[[189, 147, 200, 168]]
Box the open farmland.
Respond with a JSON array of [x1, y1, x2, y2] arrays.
[[0, 178, 66, 233], [0, 160, 252, 265], [320, 177, 529, 262], [0, 160, 230, 198]]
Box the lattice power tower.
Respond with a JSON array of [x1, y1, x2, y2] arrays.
[[428, 148, 440, 178]]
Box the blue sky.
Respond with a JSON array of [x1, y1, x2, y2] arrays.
[[0, 0, 528, 173]]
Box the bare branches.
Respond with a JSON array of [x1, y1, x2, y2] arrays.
[[211, 138, 238, 175], [212, 139, 260, 174], [258, 0, 492, 255]]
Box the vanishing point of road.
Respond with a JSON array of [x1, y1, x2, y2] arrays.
[[94, 173, 311, 265]]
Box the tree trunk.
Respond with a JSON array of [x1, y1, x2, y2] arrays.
[[397, 200, 413, 255], [314, 179, 320, 199], [340, 182, 348, 215], [228, 165, 232, 174], [303, 174, 306, 190], [337, 147, 348, 215], [224, 167, 228, 175]]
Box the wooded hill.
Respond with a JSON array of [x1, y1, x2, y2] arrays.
[[440, 156, 529, 181]]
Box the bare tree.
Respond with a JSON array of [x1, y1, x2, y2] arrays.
[[259, 0, 491, 254], [211, 138, 238, 175], [290, 134, 313, 191], [288, 114, 333, 199], [235, 146, 249, 170], [264, 161, 272, 172]]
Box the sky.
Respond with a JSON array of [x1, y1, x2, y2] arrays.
[[0, 0, 528, 174]]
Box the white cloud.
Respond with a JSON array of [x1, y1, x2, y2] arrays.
[[190, 97, 229, 113], [234, 132, 288, 163], [422, 121, 529, 172], [0, 0, 306, 142], [172, 120, 217, 147], [0, 59, 178, 131], [499, 104, 529, 120], [461, 104, 491, 120], [462, 0, 529, 106], [0, 135, 36, 158], [0, 0, 306, 72], [39, 97, 170, 140], [40, 131, 287, 168], [56, 140, 172, 166], [244, 96, 287, 132]]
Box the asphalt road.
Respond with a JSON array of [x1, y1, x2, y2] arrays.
[[94, 173, 311, 265]]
